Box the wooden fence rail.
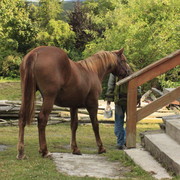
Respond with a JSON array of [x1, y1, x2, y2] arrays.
[[116, 49, 180, 148]]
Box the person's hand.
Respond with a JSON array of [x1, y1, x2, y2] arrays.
[[107, 101, 111, 105], [104, 101, 113, 118], [105, 101, 111, 111]]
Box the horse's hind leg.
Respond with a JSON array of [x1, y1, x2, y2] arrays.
[[70, 108, 81, 155], [17, 116, 26, 160], [87, 106, 106, 154], [38, 95, 55, 158]]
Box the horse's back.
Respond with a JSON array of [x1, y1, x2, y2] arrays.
[[23, 46, 71, 94], [22, 46, 69, 69]]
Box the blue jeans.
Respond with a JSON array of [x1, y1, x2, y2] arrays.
[[114, 104, 126, 146]]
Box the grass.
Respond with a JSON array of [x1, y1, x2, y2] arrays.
[[0, 79, 21, 100], [0, 123, 160, 180], [0, 81, 179, 180]]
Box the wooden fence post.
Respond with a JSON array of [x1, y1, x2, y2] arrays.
[[126, 80, 137, 148]]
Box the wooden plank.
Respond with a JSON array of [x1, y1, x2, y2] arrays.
[[136, 56, 180, 86], [126, 80, 137, 148], [137, 86, 180, 121], [116, 50, 180, 86]]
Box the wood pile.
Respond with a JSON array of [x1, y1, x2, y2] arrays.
[[0, 100, 69, 126], [141, 88, 180, 113], [0, 100, 113, 126], [0, 91, 179, 127]]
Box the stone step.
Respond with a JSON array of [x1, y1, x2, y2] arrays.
[[148, 112, 175, 118], [142, 132, 180, 175], [162, 115, 180, 144], [124, 146, 172, 179]]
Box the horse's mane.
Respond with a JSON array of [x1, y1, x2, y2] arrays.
[[78, 51, 117, 72]]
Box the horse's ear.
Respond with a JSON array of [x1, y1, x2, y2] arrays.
[[112, 48, 124, 56], [117, 48, 124, 55]]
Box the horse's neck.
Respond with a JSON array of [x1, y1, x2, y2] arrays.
[[93, 53, 116, 81], [97, 68, 108, 82], [76, 55, 114, 81]]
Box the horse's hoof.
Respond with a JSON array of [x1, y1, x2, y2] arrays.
[[72, 150, 82, 155], [16, 154, 27, 160], [98, 148, 106, 154], [43, 152, 52, 159]]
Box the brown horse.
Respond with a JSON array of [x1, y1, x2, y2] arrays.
[[17, 46, 131, 159]]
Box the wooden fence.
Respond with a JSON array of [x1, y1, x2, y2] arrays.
[[116, 49, 180, 148]]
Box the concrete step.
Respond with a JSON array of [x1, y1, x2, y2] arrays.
[[162, 115, 180, 144], [142, 132, 180, 175], [124, 146, 172, 179], [148, 112, 175, 118]]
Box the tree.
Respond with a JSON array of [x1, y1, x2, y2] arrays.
[[68, 1, 95, 54], [83, 0, 180, 89], [0, 0, 38, 77], [32, 0, 75, 53], [67, 0, 120, 59], [36, 19, 75, 51], [83, 0, 121, 31], [0, 0, 37, 53], [37, 0, 63, 27]]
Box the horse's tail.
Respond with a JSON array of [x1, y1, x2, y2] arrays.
[[20, 53, 37, 125]]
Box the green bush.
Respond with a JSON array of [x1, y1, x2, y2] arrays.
[[83, 0, 179, 92], [1, 55, 21, 78]]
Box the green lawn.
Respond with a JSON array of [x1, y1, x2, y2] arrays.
[[0, 123, 162, 180], [0, 81, 21, 100], [0, 81, 179, 180]]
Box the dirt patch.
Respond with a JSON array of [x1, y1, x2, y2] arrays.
[[0, 145, 7, 151], [52, 153, 131, 179]]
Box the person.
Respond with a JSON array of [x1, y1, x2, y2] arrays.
[[105, 73, 141, 150], [105, 74, 127, 149]]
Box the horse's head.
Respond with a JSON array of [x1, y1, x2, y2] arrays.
[[112, 48, 132, 78]]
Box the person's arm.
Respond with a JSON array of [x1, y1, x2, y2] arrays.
[[105, 74, 116, 104]]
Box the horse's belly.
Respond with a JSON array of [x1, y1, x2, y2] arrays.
[[54, 91, 87, 108]]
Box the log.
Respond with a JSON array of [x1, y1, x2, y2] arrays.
[[0, 100, 114, 126]]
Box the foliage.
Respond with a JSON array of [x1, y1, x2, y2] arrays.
[[1, 55, 21, 78], [36, 19, 75, 50], [158, 67, 180, 88], [0, 0, 179, 90], [0, 0, 37, 53], [67, 1, 105, 60], [38, 0, 63, 27], [68, 2, 93, 52], [0, 38, 19, 74], [0, 0, 36, 78], [0, 0, 75, 77], [83, 0, 180, 91]]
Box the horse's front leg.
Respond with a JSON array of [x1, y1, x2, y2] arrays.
[[70, 108, 81, 155], [38, 96, 54, 158], [87, 106, 106, 154], [17, 118, 26, 160]]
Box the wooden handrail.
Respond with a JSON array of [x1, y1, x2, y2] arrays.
[[137, 87, 180, 121], [116, 49, 180, 148], [116, 49, 180, 86]]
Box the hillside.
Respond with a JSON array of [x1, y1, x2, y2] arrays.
[[26, 1, 85, 12], [63, 1, 75, 11]]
